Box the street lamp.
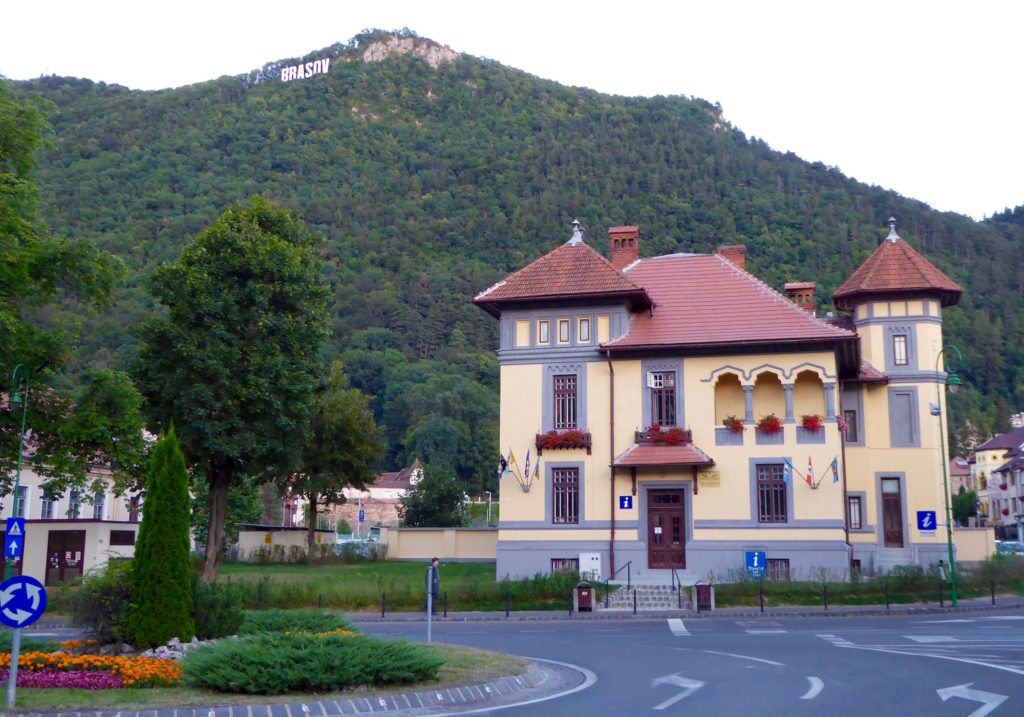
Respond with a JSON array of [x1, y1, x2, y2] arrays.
[[934, 345, 963, 607], [6, 365, 29, 580]]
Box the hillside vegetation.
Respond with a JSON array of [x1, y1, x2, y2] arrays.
[[13, 29, 1024, 485]]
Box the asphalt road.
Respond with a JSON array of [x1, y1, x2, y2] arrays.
[[357, 610, 1024, 716]]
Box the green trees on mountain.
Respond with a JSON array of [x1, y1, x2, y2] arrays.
[[10, 30, 1024, 470]]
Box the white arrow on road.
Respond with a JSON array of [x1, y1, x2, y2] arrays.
[[801, 676, 824, 700], [937, 683, 1007, 716], [652, 672, 704, 710]]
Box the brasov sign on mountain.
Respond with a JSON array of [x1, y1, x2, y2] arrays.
[[280, 58, 329, 81]]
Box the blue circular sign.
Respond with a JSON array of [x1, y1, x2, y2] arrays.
[[0, 575, 47, 628]]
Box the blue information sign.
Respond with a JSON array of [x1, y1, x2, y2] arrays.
[[746, 551, 766, 579], [5, 517, 25, 559], [358, 509, 365, 523], [917, 511, 937, 532], [619, 495, 633, 510], [0, 575, 47, 628]]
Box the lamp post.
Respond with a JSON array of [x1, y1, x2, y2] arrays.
[[6, 365, 29, 581], [935, 345, 963, 607], [485, 490, 492, 526]]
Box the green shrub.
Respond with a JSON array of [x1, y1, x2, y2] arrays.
[[180, 632, 443, 694], [70, 560, 133, 644], [0, 632, 61, 653], [239, 608, 350, 635], [193, 579, 245, 639]]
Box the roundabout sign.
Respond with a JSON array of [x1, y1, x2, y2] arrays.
[[0, 575, 47, 628]]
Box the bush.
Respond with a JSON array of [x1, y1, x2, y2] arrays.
[[70, 560, 133, 644], [193, 580, 244, 639], [239, 608, 351, 635], [180, 631, 443, 694], [0, 633, 60, 654]]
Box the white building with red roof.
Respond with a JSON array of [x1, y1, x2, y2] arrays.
[[476, 218, 970, 581]]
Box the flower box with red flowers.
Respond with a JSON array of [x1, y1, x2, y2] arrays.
[[999, 483, 1008, 491], [722, 415, 745, 433], [536, 429, 592, 454], [1002, 507, 1010, 516], [801, 414, 825, 432], [637, 426, 692, 445], [755, 413, 783, 435]]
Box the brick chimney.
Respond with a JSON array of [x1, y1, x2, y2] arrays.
[[785, 282, 816, 314], [609, 226, 639, 270], [717, 245, 746, 272]]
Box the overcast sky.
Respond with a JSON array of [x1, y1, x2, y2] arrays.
[[3, 1, 1021, 220]]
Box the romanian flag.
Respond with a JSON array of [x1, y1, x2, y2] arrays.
[[806, 457, 814, 486], [831, 457, 840, 484]]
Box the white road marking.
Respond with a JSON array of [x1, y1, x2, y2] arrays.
[[667, 618, 690, 636], [937, 682, 1007, 716], [652, 673, 704, 710], [905, 635, 960, 643], [817, 633, 855, 647], [801, 676, 824, 700], [703, 650, 784, 666], [746, 628, 786, 634]]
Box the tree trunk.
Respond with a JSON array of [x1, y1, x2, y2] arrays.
[[307, 491, 319, 566], [201, 469, 231, 583]]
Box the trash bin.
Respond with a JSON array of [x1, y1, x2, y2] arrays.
[[575, 581, 594, 612], [694, 582, 714, 612]]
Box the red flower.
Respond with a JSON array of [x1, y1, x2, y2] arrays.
[[1002, 508, 1010, 516], [722, 415, 744, 433], [756, 414, 783, 434], [801, 414, 824, 432]]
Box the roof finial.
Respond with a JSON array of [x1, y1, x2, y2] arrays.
[[569, 218, 585, 246], [886, 216, 900, 243]]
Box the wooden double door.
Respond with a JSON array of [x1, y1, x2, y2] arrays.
[[45, 530, 85, 585], [647, 489, 686, 569]]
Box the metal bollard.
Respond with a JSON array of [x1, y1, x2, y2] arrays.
[[318, 593, 322, 609], [759, 583, 764, 614], [633, 588, 637, 615], [885, 582, 890, 610], [506, 591, 510, 618], [381, 593, 386, 618], [991, 580, 996, 606], [939, 580, 944, 608], [823, 585, 828, 611], [444, 592, 448, 617], [569, 592, 574, 615]]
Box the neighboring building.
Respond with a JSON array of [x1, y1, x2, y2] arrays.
[[475, 218, 963, 581], [0, 464, 142, 585], [972, 427, 1024, 540], [950, 457, 972, 494]]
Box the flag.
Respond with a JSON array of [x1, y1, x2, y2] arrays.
[[498, 454, 507, 476], [524, 450, 531, 481], [806, 456, 814, 486], [508, 449, 517, 471], [534, 459, 540, 479], [783, 457, 792, 484], [831, 457, 840, 484]]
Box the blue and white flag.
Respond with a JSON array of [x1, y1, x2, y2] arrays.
[[831, 457, 840, 484], [783, 457, 793, 484], [524, 450, 531, 481]]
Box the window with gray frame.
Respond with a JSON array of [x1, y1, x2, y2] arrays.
[[650, 371, 677, 427], [843, 408, 859, 443], [847, 495, 863, 530], [893, 334, 908, 366], [553, 375, 578, 429], [40, 489, 56, 519], [66, 489, 81, 519], [93, 492, 105, 520], [15, 486, 26, 518], [552, 467, 579, 524], [757, 464, 787, 523]]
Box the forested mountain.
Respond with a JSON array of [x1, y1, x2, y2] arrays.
[[11, 29, 1024, 487]]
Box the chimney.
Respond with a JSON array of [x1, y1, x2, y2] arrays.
[[785, 282, 816, 315], [609, 225, 639, 270], [717, 245, 746, 272]]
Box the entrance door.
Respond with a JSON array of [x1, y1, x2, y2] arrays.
[[647, 489, 686, 569], [881, 478, 904, 548], [45, 530, 86, 586]]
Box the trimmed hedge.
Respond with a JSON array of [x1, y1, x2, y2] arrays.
[[180, 632, 443, 694]]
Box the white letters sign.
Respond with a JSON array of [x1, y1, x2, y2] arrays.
[[280, 58, 330, 82]]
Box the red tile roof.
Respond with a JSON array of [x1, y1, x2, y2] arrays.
[[612, 442, 715, 468], [832, 229, 962, 311], [473, 238, 651, 316], [855, 360, 889, 383], [605, 254, 855, 351]]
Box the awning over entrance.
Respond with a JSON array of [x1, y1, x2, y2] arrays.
[[612, 432, 715, 494]]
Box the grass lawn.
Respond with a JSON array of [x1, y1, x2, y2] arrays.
[[7, 644, 528, 713]]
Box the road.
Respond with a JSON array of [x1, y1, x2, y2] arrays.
[[358, 611, 1024, 716]]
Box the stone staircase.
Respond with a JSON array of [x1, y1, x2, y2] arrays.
[[597, 582, 692, 611], [874, 548, 914, 576]]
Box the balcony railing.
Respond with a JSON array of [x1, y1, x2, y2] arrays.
[[536, 430, 592, 455], [635, 427, 692, 445]]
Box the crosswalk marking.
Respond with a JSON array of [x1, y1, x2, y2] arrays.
[[747, 628, 786, 634], [905, 635, 959, 643], [668, 618, 690, 636]]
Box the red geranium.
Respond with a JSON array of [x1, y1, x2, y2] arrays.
[[801, 414, 825, 432], [756, 414, 783, 434]]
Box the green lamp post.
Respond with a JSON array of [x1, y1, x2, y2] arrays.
[[935, 345, 963, 607], [6, 364, 29, 581]]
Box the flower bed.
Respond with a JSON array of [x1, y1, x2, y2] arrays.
[[536, 429, 592, 454], [0, 668, 123, 690], [0, 651, 182, 688]]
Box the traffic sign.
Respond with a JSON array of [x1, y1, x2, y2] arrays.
[[0, 575, 47, 628], [917, 510, 937, 534], [5, 517, 25, 559], [619, 495, 633, 509], [358, 509, 365, 523], [745, 550, 766, 579]]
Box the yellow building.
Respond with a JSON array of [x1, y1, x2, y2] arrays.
[[475, 218, 962, 581]]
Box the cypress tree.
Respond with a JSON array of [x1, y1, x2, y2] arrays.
[[129, 426, 195, 648]]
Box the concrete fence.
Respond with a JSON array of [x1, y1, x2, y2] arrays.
[[378, 526, 497, 560], [953, 525, 996, 561]]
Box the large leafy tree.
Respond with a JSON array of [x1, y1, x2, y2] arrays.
[[284, 361, 384, 564], [1, 81, 142, 503], [398, 463, 467, 528], [129, 426, 194, 648], [133, 197, 329, 581]]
